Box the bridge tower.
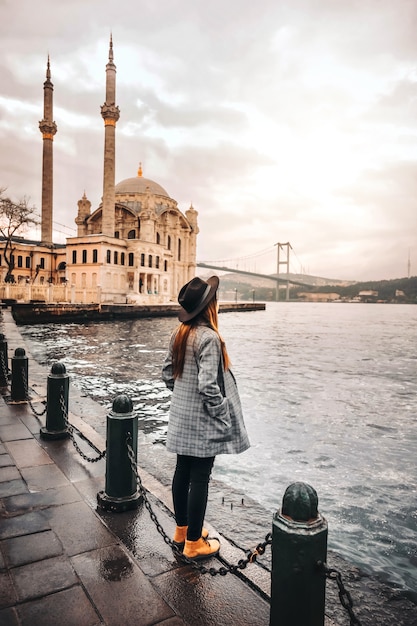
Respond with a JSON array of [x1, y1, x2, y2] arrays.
[[275, 242, 292, 301]]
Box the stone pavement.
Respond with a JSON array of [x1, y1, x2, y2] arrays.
[[0, 391, 275, 626]]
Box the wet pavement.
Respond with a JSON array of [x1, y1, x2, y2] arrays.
[[0, 389, 275, 626], [1, 309, 417, 625]]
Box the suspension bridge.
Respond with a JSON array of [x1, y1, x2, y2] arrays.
[[197, 242, 313, 300]]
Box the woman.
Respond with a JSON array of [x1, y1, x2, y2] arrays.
[[162, 275, 250, 561]]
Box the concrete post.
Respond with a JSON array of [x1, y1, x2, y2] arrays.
[[11, 348, 28, 402], [269, 482, 328, 626], [0, 333, 9, 387], [40, 362, 70, 440], [97, 394, 142, 512]]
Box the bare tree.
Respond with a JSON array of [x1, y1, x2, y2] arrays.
[[0, 188, 39, 283]]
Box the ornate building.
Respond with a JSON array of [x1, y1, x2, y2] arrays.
[[0, 37, 198, 304]]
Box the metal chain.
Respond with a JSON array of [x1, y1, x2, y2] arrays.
[[126, 434, 272, 576], [319, 562, 363, 626], [21, 365, 104, 462], [0, 351, 9, 383], [22, 368, 47, 417], [59, 393, 106, 463]]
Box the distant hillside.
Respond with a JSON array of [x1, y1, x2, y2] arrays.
[[212, 272, 417, 303]]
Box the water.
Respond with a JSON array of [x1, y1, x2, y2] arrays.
[[19, 302, 417, 601]]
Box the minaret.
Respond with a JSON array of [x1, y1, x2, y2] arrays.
[[39, 56, 57, 245], [100, 35, 120, 237]]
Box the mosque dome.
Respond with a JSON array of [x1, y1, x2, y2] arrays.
[[115, 164, 170, 198]]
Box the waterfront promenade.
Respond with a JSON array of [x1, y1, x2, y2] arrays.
[[0, 391, 275, 625], [1, 309, 417, 625], [0, 309, 324, 626]]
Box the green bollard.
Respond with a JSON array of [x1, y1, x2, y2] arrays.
[[40, 362, 70, 440], [0, 334, 9, 387], [269, 482, 328, 626], [97, 394, 142, 512], [11, 348, 28, 402]]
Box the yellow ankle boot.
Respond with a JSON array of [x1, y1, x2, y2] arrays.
[[183, 536, 220, 561], [172, 525, 209, 549]]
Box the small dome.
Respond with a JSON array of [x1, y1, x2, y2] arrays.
[[115, 175, 170, 198]]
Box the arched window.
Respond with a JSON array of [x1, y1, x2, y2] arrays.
[[167, 235, 171, 250], [128, 253, 134, 267], [156, 232, 160, 245], [140, 254, 145, 267], [93, 249, 98, 263], [164, 260, 168, 272], [17, 255, 23, 268], [148, 255, 152, 268], [121, 252, 125, 265], [25, 256, 31, 269], [72, 250, 77, 264], [155, 256, 160, 269], [128, 229, 136, 239], [82, 250, 87, 263], [106, 250, 111, 263], [115, 231, 120, 239], [178, 238, 181, 261], [114, 251, 118, 265]]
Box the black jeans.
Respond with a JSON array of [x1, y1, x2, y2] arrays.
[[172, 454, 215, 541]]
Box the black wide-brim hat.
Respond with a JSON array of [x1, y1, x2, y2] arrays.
[[178, 275, 219, 322]]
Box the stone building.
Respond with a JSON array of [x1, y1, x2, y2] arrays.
[[0, 37, 198, 304]]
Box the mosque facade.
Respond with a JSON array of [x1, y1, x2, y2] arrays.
[[0, 37, 198, 304]]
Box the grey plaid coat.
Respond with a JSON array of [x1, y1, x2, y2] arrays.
[[162, 324, 250, 457]]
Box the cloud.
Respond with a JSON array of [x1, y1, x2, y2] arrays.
[[0, 0, 416, 280]]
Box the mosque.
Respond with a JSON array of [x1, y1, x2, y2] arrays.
[[0, 37, 198, 304]]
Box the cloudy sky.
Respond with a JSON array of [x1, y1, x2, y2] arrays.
[[1, 0, 416, 281]]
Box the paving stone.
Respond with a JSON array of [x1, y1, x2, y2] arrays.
[[97, 493, 180, 578], [11, 555, 78, 601], [0, 606, 20, 626], [0, 424, 32, 442], [0, 466, 20, 483], [153, 565, 271, 626], [0, 413, 15, 427], [3, 483, 81, 514], [2, 529, 63, 567], [0, 510, 50, 540], [72, 544, 175, 626], [5, 439, 53, 469], [45, 500, 116, 556], [16, 585, 101, 626], [20, 463, 69, 492], [42, 437, 105, 482], [0, 571, 17, 609], [14, 412, 43, 435], [0, 478, 28, 498], [74, 475, 103, 510], [0, 454, 13, 468]]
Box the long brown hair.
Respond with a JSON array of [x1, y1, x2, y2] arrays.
[[172, 296, 230, 379]]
